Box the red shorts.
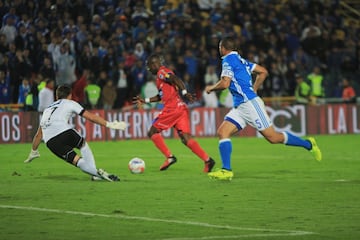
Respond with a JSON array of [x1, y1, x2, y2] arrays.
[[152, 106, 190, 133]]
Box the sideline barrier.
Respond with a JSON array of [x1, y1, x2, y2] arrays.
[[0, 104, 24, 112], [0, 104, 359, 144]]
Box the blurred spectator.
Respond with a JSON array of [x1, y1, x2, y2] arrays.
[[131, 2, 149, 26], [89, 45, 102, 78], [134, 42, 147, 62], [84, 76, 101, 109], [294, 74, 311, 104], [218, 88, 233, 108], [132, 20, 148, 42], [307, 66, 324, 100], [29, 76, 40, 111], [101, 79, 117, 110], [268, 62, 284, 99], [131, 58, 147, 95], [72, 69, 88, 105], [124, 50, 137, 70], [0, 15, 16, 44], [342, 78, 356, 103], [11, 48, 32, 102], [204, 65, 218, 86], [14, 23, 30, 50], [0, 70, 10, 103], [183, 49, 197, 91], [285, 61, 298, 96], [54, 41, 76, 86], [102, 46, 117, 76], [202, 83, 218, 108], [96, 70, 109, 89], [0, 33, 8, 53], [78, 44, 92, 72], [113, 60, 130, 109], [38, 79, 54, 112], [0, 0, 357, 107], [39, 55, 55, 80], [140, 77, 158, 109], [183, 72, 195, 94], [17, 77, 30, 105]]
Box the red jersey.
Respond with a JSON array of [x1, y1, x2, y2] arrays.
[[153, 66, 190, 132], [156, 66, 186, 109]]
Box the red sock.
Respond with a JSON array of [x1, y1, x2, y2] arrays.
[[151, 133, 172, 158], [186, 139, 209, 162]]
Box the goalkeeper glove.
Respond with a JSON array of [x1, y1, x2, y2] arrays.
[[24, 149, 40, 163], [106, 120, 128, 130]]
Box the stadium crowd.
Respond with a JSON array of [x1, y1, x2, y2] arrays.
[[0, 0, 359, 111]]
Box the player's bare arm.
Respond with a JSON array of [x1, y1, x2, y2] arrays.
[[252, 64, 268, 93], [82, 110, 108, 126], [82, 111, 128, 130], [168, 74, 196, 103], [24, 127, 42, 163], [205, 76, 231, 94], [32, 127, 43, 151]]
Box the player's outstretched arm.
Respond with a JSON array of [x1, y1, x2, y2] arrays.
[[24, 127, 42, 163], [168, 74, 196, 103], [132, 95, 161, 107], [82, 111, 128, 130]]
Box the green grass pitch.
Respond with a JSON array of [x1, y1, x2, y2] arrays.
[[1, 134, 359, 240]]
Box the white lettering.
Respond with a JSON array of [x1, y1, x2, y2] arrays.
[[1, 115, 10, 141], [337, 107, 347, 133], [191, 110, 200, 135], [328, 107, 336, 134], [203, 110, 216, 136], [123, 112, 132, 139], [352, 107, 360, 133], [12, 115, 20, 141], [143, 112, 154, 135], [0, 115, 21, 142], [133, 112, 142, 138], [93, 124, 102, 139]]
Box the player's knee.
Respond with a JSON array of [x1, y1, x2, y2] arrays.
[[148, 127, 159, 138], [217, 129, 228, 139], [65, 151, 77, 164], [180, 136, 188, 145]]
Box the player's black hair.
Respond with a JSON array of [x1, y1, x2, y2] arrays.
[[220, 36, 237, 51], [147, 53, 164, 65], [56, 85, 72, 99]]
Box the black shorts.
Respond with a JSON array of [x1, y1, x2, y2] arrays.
[[46, 129, 84, 162]]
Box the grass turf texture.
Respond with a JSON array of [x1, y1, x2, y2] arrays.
[[0, 134, 359, 240]]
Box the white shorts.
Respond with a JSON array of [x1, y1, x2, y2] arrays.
[[224, 97, 272, 131]]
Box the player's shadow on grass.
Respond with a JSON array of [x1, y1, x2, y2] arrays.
[[38, 175, 82, 181]]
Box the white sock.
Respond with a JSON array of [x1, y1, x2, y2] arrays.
[[80, 142, 97, 166], [77, 142, 98, 176], [77, 158, 98, 176]]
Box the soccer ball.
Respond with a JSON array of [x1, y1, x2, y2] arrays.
[[128, 157, 145, 174]]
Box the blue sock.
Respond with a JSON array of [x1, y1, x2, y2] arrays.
[[219, 139, 232, 170], [283, 132, 311, 150]]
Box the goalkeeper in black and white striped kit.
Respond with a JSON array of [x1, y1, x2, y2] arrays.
[[24, 85, 128, 182]]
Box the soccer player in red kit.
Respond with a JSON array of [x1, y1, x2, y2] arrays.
[[133, 54, 215, 172]]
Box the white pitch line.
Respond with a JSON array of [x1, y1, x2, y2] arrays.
[[0, 204, 314, 239]]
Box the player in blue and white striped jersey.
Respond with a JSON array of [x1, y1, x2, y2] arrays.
[[205, 36, 322, 180]]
